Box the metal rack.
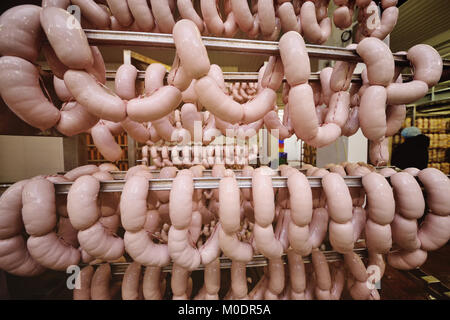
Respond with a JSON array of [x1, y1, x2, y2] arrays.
[[84, 29, 450, 67], [106, 248, 369, 275]]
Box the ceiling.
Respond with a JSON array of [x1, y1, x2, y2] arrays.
[[390, 0, 450, 57]]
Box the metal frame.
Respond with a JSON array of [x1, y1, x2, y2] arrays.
[[104, 248, 369, 275]]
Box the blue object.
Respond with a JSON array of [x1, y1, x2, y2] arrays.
[[401, 126, 421, 138]]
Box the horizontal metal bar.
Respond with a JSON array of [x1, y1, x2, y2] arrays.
[[105, 248, 369, 275], [84, 29, 450, 67], [104, 70, 414, 82], [0, 175, 364, 194]]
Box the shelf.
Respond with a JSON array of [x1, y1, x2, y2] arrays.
[[102, 247, 369, 275], [84, 29, 450, 68]]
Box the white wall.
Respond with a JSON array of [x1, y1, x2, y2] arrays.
[[0, 136, 64, 182]]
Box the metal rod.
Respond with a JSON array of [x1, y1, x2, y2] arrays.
[[84, 29, 450, 67], [104, 70, 415, 82], [105, 248, 369, 275]]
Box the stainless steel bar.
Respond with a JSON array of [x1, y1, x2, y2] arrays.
[[0, 176, 364, 194], [84, 29, 450, 67], [104, 70, 415, 82], [106, 248, 369, 275]]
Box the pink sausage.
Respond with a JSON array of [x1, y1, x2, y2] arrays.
[[288, 170, 313, 227], [387, 249, 427, 270], [224, 12, 239, 38], [201, 0, 224, 36], [120, 175, 149, 232], [150, 0, 176, 33], [390, 172, 425, 219], [279, 32, 311, 86], [53, 76, 73, 102], [322, 173, 353, 223], [278, 2, 301, 34], [57, 101, 99, 136], [385, 104, 406, 136], [300, 1, 331, 44], [0, 180, 28, 239], [386, 81, 429, 105], [168, 227, 201, 271], [418, 214, 450, 251], [333, 5, 352, 29], [407, 44, 443, 88], [67, 175, 101, 230], [173, 20, 211, 79], [341, 107, 360, 137], [365, 219, 392, 253], [359, 85, 387, 142], [219, 175, 241, 233], [262, 56, 284, 92], [178, 0, 203, 32], [121, 118, 150, 143], [0, 5, 43, 62], [73, 265, 94, 300], [252, 167, 276, 227], [418, 168, 450, 216], [325, 92, 350, 128], [231, 0, 254, 32], [371, 6, 398, 40], [115, 64, 137, 100], [124, 228, 170, 267], [91, 122, 123, 162], [106, 0, 133, 26], [264, 111, 292, 140], [27, 232, 80, 270], [357, 38, 394, 86], [258, 0, 276, 36], [143, 266, 163, 300], [71, 0, 111, 29], [145, 63, 167, 95], [330, 44, 358, 92], [43, 44, 68, 79], [21, 178, 57, 236], [218, 225, 253, 262], [40, 7, 93, 69], [391, 214, 420, 251], [64, 70, 126, 122], [0, 56, 60, 131], [87, 46, 107, 85], [121, 262, 142, 300], [127, 86, 182, 122], [0, 235, 45, 276], [64, 165, 99, 181], [362, 172, 395, 225], [127, 0, 155, 31], [90, 264, 112, 300], [77, 221, 124, 261], [168, 55, 193, 92], [319, 67, 334, 106], [368, 137, 389, 167], [169, 170, 194, 229]]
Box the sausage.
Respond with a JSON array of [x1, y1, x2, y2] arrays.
[[253, 223, 283, 259], [124, 228, 170, 267], [22, 178, 57, 236], [150, 0, 176, 33], [77, 221, 124, 261], [364, 219, 392, 254], [121, 118, 150, 143], [90, 121, 123, 162], [56, 101, 99, 136], [371, 6, 398, 40], [204, 258, 220, 299], [143, 266, 163, 300], [279, 32, 311, 86], [64, 70, 126, 122], [300, 1, 331, 44], [287, 170, 313, 227], [278, 2, 301, 34], [325, 91, 350, 128], [145, 63, 167, 95], [390, 172, 425, 219], [418, 214, 450, 251], [368, 137, 389, 167], [199, 224, 221, 265], [362, 172, 395, 225], [231, 0, 254, 32], [115, 64, 137, 100], [407, 44, 443, 88], [64, 165, 99, 181], [168, 227, 201, 271], [53, 76, 72, 102], [219, 173, 241, 233], [252, 167, 275, 227], [418, 168, 450, 216], [0, 5, 43, 62], [224, 11, 239, 38], [169, 170, 193, 229], [0, 180, 28, 239], [91, 264, 112, 300], [40, 7, 93, 69], [0, 235, 45, 276], [218, 225, 253, 262], [359, 86, 387, 142], [0, 56, 60, 131], [258, 0, 276, 36], [127, 86, 182, 122], [120, 175, 150, 231], [106, 0, 133, 26], [231, 261, 248, 299], [73, 265, 94, 300], [173, 19, 211, 79], [27, 232, 80, 270], [391, 213, 420, 251], [67, 175, 101, 230], [385, 104, 406, 136], [386, 81, 429, 105], [356, 38, 395, 86], [127, 0, 155, 31], [122, 262, 143, 300], [71, 0, 111, 29], [387, 249, 427, 270]]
